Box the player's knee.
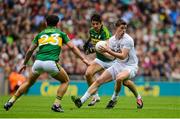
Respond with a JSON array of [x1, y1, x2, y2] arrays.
[[85, 69, 94, 79], [61, 78, 70, 84], [66, 79, 70, 84], [123, 80, 129, 86], [116, 79, 122, 84], [116, 73, 129, 82], [95, 78, 103, 86], [25, 81, 33, 89], [116, 76, 123, 83]]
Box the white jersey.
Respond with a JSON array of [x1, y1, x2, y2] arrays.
[[108, 33, 138, 66]]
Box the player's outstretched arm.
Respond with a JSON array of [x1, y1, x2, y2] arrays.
[[19, 43, 38, 73], [66, 41, 90, 66]]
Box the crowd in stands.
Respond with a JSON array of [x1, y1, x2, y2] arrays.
[[0, 0, 180, 82]]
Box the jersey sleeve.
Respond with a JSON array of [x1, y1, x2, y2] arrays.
[[103, 26, 111, 39], [62, 32, 70, 44], [122, 39, 133, 50]]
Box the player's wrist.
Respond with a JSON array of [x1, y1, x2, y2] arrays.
[[82, 58, 86, 62], [106, 49, 111, 53]]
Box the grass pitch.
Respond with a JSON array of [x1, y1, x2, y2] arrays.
[[0, 96, 180, 118]]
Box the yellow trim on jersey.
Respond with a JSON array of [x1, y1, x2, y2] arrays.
[[58, 37, 62, 46]]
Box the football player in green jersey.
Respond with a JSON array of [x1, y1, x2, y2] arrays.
[[4, 15, 89, 112], [83, 14, 116, 106]]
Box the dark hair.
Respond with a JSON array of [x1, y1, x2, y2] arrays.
[[115, 19, 127, 27], [45, 15, 59, 26], [90, 13, 102, 22]]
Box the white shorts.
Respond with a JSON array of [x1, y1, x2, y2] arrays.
[[107, 62, 138, 80], [32, 60, 60, 76], [94, 58, 116, 69]]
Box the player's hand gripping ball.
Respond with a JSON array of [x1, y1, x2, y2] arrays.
[[95, 41, 107, 53], [95, 41, 115, 60]]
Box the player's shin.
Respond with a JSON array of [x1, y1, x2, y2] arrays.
[[111, 81, 122, 101], [123, 80, 140, 98], [11, 81, 31, 103], [81, 82, 99, 103], [80, 91, 91, 103], [54, 81, 69, 105]]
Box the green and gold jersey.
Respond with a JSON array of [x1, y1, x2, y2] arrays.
[[89, 26, 112, 62], [33, 27, 70, 61]]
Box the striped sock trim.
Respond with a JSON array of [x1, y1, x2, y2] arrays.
[[56, 96, 62, 100]]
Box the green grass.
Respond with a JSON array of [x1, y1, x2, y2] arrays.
[[0, 96, 180, 118]]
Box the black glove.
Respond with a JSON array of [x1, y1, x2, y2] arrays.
[[83, 41, 95, 54]]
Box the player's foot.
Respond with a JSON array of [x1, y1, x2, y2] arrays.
[[137, 98, 143, 109], [71, 96, 82, 108], [51, 104, 64, 112], [4, 102, 13, 111], [106, 100, 117, 109], [88, 96, 100, 106]]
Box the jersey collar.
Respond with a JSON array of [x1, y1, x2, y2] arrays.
[[47, 26, 56, 29], [93, 25, 103, 34]]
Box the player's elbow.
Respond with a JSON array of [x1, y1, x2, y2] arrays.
[[67, 41, 75, 50], [69, 44, 75, 50], [121, 55, 127, 60], [118, 54, 127, 60]]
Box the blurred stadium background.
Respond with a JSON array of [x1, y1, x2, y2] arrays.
[[0, 0, 180, 117]]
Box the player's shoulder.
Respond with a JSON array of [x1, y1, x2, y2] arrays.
[[57, 29, 67, 36], [34, 30, 44, 39], [102, 26, 110, 33], [54, 28, 69, 37], [109, 35, 116, 41], [102, 25, 108, 30], [102, 25, 111, 38], [53, 28, 66, 35], [89, 27, 94, 32], [123, 33, 134, 42], [37, 29, 45, 35]]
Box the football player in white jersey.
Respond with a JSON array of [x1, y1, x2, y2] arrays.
[[71, 19, 143, 109]]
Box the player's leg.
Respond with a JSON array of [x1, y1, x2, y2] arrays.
[[85, 61, 103, 86], [123, 80, 143, 109], [71, 69, 113, 108], [108, 66, 143, 109], [123, 80, 139, 99], [85, 60, 104, 106], [51, 66, 69, 112], [4, 72, 40, 111], [106, 70, 129, 109], [106, 80, 121, 109], [123, 66, 143, 109]]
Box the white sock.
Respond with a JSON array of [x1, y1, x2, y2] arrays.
[[137, 94, 142, 99], [93, 93, 100, 99], [111, 91, 119, 101], [80, 92, 91, 103]]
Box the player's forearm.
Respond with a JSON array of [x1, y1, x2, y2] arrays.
[[71, 46, 85, 61], [23, 50, 33, 65], [107, 50, 126, 60]]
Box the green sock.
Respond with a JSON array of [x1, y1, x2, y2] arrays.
[[54, 96, 62, 106]]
